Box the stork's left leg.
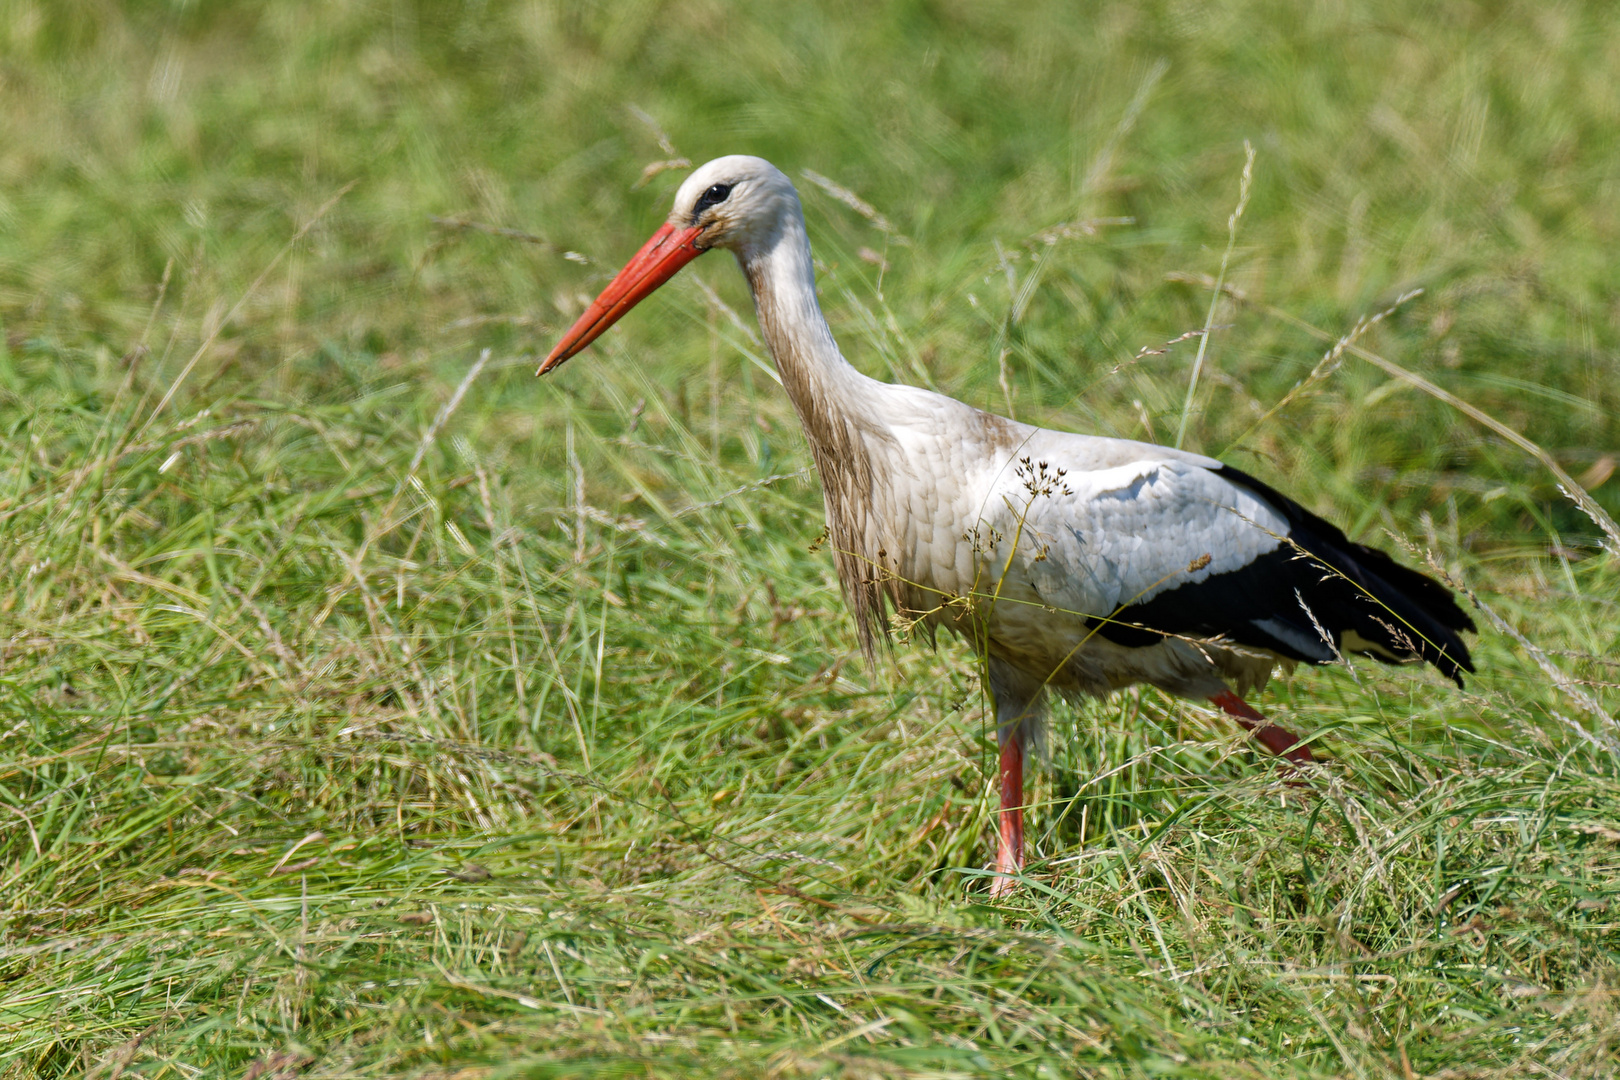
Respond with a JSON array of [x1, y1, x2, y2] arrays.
[[994, 733, 1024, 897], [987, 660, 1043, 898], [1209, 689, 1315, 766]]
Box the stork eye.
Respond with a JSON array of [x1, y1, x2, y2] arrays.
[[693, 183, 734, 217]]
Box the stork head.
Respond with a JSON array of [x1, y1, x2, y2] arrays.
[[539, 155, 797, 374]]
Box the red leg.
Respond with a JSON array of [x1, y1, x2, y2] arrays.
[[1209, 689, 1315, 765], [990, 734, 1025, 898]]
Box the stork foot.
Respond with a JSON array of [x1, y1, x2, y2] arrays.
[[989, 735, 1025, 898], [1209, 690, 1315, 767]]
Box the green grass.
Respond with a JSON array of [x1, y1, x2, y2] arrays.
[[3, 1, 1620, 1076]]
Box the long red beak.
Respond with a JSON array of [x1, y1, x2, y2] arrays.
[[538, 222, 707, 375]]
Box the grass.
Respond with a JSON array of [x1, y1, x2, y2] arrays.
[[2, 0, 1619, 1075]]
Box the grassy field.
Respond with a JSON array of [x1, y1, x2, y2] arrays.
[[3, 1, 1619, 1076]]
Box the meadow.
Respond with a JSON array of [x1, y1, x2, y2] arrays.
[[2, 1, 1619, 1075]]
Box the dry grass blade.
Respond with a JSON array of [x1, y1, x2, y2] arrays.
[[1175, 139, 1255, 449], [1207, 277, 1620, 557], [1342, 340, 1620, 557], [137, 180, 358, 437]]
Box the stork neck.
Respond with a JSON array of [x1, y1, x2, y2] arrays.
[[736, 202, 897, 660], [737, 211, 874, 428]]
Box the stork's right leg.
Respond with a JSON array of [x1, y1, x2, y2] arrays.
[[1209, 689, 1315, 766]]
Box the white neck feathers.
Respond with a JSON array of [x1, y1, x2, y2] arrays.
[[734, 199, 900, 659], [736, 203, 873, 422]]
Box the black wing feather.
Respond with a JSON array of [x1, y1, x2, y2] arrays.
[[1091, 463, 1476, 686]]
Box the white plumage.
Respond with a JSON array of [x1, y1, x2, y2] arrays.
[[541, 155, 1475, 896]]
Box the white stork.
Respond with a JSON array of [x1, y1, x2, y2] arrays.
[[539, 155, 1475, 895]]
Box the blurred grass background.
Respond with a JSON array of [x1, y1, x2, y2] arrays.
[[1, 1, 1618, 1076]]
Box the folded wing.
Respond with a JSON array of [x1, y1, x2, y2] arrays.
[[981, 446, 1475, 685]]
